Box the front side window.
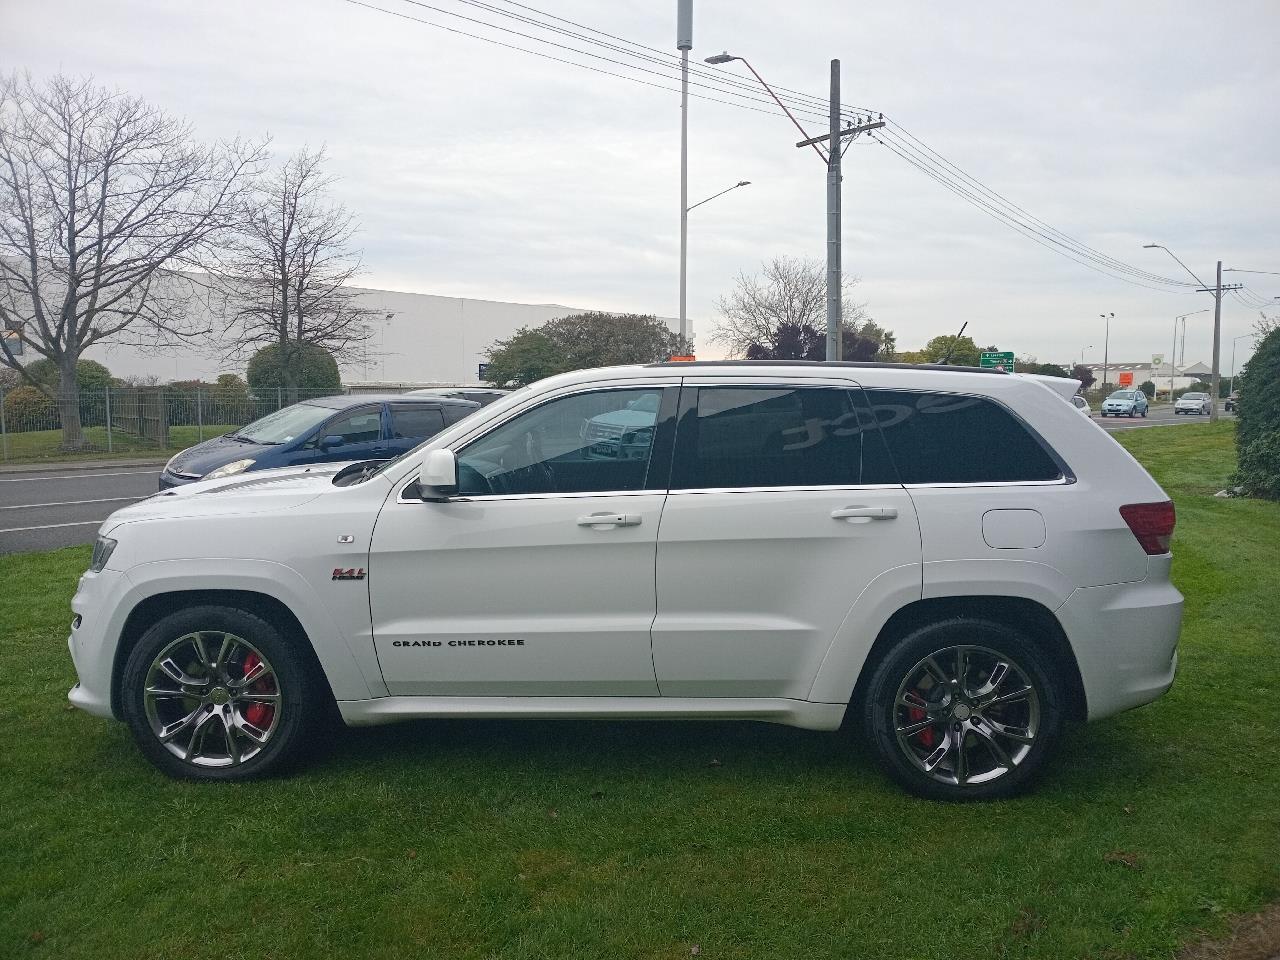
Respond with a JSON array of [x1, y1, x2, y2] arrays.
[[390, 405, 446, 439], [865, 390, 1062, 484], [317, 406, 382, 446], [456, 388, 663, 496], [671, 386, 894, 489]]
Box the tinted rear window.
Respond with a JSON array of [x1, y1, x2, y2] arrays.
[[864, 390, 1062, 484], [390, 405, 447, 439]]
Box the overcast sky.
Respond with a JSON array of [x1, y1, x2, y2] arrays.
[[4, 0, 1277, 369]]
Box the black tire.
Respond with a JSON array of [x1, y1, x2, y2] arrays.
[[861, 618, 1066, 801], [121, 605, 322, 781]]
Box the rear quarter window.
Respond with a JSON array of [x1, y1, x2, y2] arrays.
[[865, 390, 1063, 484]]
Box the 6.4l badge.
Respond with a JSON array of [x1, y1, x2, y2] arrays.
[[332, 567, 366, 581]]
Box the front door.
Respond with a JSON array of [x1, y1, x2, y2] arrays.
[[294, 404, 389, 465], [368, 384, 678, 697], [652, 379, 922, 700]]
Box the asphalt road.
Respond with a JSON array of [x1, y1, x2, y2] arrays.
[[1095, 407, 1231, 431], [0, 464, 161, 555]]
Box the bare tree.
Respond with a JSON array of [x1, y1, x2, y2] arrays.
[[216, 148, 378, 402], [711, 255, 892, 359], [0, 73, 263, 449]]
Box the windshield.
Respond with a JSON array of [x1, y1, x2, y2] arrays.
[[234, 402, 334, 444], [1107, 391, 1137, 400], [1182, 392, 1207, 400]]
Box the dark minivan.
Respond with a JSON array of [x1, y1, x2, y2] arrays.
[[159, 394, 480, 489]]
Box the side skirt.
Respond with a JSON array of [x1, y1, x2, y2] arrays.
[[338, 696, 848, 731]]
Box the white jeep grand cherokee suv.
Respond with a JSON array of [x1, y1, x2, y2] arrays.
[[67, 362, 1182, 800]]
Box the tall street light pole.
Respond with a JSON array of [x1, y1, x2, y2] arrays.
[[1229, 333, 1254, 396], [1100, 313, 1113, 394], [1170, 309, 1209, 399], [706, 52, 883, 360], [1144, 244, 1244, 423], [676, 0, 693, 348]]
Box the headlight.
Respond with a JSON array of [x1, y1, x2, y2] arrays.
[[205, 458, 255, 480], [89, 536, 117, 572]]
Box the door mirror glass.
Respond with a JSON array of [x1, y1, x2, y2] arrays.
[[422, 448, 458, 498]]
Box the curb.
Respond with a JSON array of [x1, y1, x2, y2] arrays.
[[0, 457, 169, 475]]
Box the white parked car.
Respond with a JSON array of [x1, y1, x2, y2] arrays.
[[1174, 392, 1211, 416], [68, 362, 1182, 800], [1070, 395, 1092, 417]]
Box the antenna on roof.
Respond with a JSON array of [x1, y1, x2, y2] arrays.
[[939, 321, 968, 365]]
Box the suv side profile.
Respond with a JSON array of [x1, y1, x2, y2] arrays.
[[68, 362, 1182, 800]]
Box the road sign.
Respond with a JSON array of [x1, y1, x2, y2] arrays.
[[1118, 371, 1134, 387], [980, 351, 1015, 372], [477, 362, 489, 381], [1152, 353, 1164, 367]]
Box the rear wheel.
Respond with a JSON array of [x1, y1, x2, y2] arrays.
[[862, 618, 1066, 800], [121, 605, 321, 781]]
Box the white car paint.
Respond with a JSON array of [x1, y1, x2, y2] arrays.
[[68, 363, 1182, 745]]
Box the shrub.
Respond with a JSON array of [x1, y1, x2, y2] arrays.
[[22, 357, 113, 394], [1234, 431, 1280, 500], [1139, 380, 1155, 398], [2, 385, 59, 431], [211, 374, 251, 423], [247, 343, 341, 398], [1230, 327, 1280, 499]]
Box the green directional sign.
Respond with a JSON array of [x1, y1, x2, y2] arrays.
[[980, 351, 1015, 372]]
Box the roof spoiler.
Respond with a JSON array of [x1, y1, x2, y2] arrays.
[[1017, 374, 1082, 402]]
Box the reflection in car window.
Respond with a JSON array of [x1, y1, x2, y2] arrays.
[[317, 407, 382, 446], [235, 402, 333, 444], [390, 405, 446, 439], [456, 389, 662, 496], [865, 390, 1062, 484], [672, 387, 893, 489]]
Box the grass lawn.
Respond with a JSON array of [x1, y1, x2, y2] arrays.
[[0, 424, 238, 464], [1, 422, 1276, 958]]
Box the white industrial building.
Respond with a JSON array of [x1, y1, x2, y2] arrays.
[[89, 283, 680, 386], [1079, 360, 1215, 397]]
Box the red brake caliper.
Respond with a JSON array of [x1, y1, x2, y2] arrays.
[[241, 653, 274, 729], [908, 689, 936, 749]]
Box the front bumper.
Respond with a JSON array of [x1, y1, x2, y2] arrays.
[[1057, 570, 1183, 721], [158, 469, 202, 490], [67, 566, 131, 719]]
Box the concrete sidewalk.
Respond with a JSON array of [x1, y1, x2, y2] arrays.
[[0, 456, 168, 475]]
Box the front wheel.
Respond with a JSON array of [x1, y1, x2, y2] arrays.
[[862, 619, 1066, 800], [121, 605, 322, 781]]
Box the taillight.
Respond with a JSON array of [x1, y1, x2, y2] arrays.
[[1119, 500, 1176, 555]]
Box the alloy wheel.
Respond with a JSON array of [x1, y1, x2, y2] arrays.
[[142, 631, 282, 768], [893, 644, 1041, 787]]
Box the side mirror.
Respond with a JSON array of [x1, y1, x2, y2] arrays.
[[319, 434, 345, 451], [420, 448, 458, 500]]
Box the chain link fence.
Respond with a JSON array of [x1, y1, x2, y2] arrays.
[[0, 385, 427, 462]]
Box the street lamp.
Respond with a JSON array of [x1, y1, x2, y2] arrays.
[[1099, 313, 1113, 394], [1169, 309, 1209, 400], [676, 0, 693, 347], [1080, 345, 1092, 367], [1230, 333, 1254, 396], [703, 53, 827, 161]]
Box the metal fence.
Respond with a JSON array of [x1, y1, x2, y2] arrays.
[[0, 385, 427, 461]]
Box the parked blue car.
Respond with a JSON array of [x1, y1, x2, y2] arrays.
[[159, 394, 480, 489]]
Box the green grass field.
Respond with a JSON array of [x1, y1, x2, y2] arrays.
[[0, 424, 239, 464], [1, 422, 1276, 959]]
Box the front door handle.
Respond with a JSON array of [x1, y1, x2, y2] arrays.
[[831, 506, 898, 522], [577, 513, 642, 528]]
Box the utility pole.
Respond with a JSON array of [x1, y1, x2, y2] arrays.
[[793, 61, 883, 360], [1193, 261, 1242, 423], [676, 0, 692, 348]]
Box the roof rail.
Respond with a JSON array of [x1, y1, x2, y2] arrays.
[[646, 359, 1006, 375]]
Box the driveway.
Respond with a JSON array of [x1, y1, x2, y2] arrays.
[[0, 464, 161, 554]]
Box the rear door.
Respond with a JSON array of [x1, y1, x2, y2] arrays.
[[386, 403, 448, 456], [652, 377, 922, 699]]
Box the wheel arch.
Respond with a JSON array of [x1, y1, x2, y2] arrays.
[[845, 596, 1088, 727], [111, 589, 336, 720]]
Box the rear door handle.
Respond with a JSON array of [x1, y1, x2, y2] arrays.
[[577, 513, 642, 527], [831, 506, 898, 521]]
